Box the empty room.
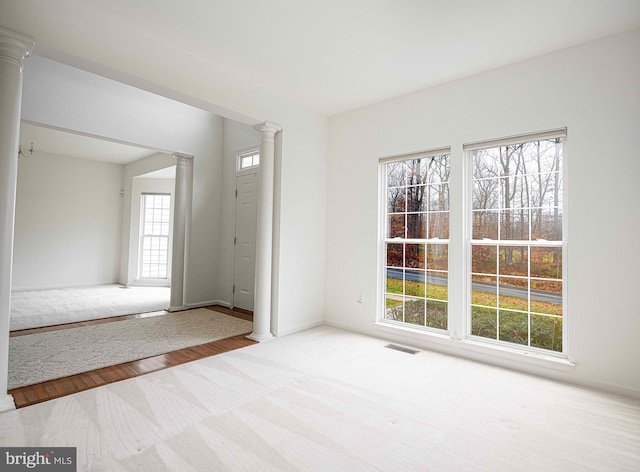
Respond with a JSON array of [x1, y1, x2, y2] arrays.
[[0, 1, 639, 471]]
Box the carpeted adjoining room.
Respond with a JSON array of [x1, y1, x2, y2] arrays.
[[10, 284, 171, 331]]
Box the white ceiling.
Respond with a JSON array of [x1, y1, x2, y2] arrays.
[[19, 123, 158, 164], [2, 0, 640, 116]]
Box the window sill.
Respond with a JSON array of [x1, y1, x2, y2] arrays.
[[455, 338, 575, 372], [373, 321, 454, 346], [373, 321, 575, 373]]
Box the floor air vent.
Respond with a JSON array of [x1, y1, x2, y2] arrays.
[[385, 344, 420, 355]]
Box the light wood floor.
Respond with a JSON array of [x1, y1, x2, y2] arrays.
[[8, 306, 255, 409]]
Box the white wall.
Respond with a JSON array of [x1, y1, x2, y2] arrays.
[[13, 150, 123, 290], [326, 29, 640, 397]]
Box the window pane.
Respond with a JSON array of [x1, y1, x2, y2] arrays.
[[429, 184, 449, 211], [406, 159, 427, 185], [500, 210, 529, 240], [472, 210, 498, 240], [498, 310, 528, 346], [426, 244, 448, 271], [405, 269, 426, 298], [471, 245, 497, 275], [405, 244, 425, 269], [531, 315, 562, 352], [426, 300, 447, 330], [406, 213, 427, 239], [498, 276, 528, 312], [386, 243, 403, 267], [471, 275, 497, 307], [471, 306, 497, 339], [407, 185, 428, 212], [426, 271, 448, 301], [531, 279, 562, 316], [387, 187, 406, 213], [472, 150, 501, 180], [388, 214, 405, 238], [428, 212, 449, 239], [427, 155, 450, 184], [387, 161, 406, 187], [531, 207, 562, 241], [386, 268, 403, 295], [530, 247, 562, 279], [499, 246, 528, 277], [472, 179, 500, 210], [405, 297, 425, 326], [385, 297, 403, 321]]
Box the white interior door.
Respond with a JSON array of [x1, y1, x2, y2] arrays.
[[233, 172, 258, 310]]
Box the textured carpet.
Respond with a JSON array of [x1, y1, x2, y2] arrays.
[[8, 308, 252, 389], [1, 326, 638, 471], [10, 285, 171, 330]]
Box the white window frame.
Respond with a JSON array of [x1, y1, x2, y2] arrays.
[[378, 147, 451, 334], [463, 128, 568, 358], [374, 130, 572, 369], [139, 193, 172, 280]]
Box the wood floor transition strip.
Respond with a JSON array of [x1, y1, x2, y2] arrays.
[[9, 306, 255, 409]]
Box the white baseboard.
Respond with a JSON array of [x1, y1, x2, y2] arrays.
[[276, 320, 325, 337], [0, 394, 15, 413], [185, 299, 230, 310]]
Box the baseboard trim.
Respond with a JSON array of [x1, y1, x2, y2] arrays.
[[0, 394, 15, 413], [185, 300, 230, 310], [276, 320, 325, 337]]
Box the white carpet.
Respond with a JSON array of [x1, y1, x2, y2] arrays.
[[8, 308, 253, 389], [1, 326, 638, 471], [10, 284, 170, 330]]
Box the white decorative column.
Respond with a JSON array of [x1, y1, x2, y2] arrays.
[[248, 121, 281, 342], [0, 27, 34, 412], [169, 152, 194, 312]]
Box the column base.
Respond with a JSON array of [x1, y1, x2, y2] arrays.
[[168, 305, 188, 312], [246, 332, 274, 343], [0, 394, 15, 413]]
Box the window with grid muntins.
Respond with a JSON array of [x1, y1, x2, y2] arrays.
[[382, 151, 450, 331], [140, 193, 171, 279], [469, 136, 564, 353]]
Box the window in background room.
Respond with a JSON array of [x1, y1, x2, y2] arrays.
[[381, 149, 450, 332], [139, 193, 171, 279], [467, 130, 565, 353]]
